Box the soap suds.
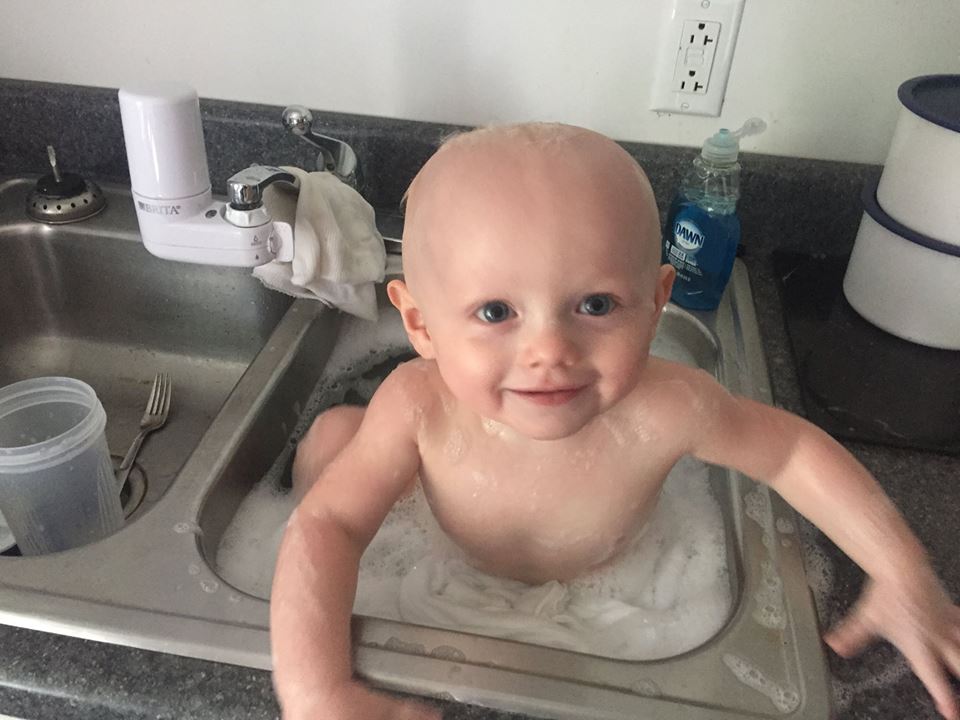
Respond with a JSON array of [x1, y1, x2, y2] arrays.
[[722, 653, 800, 714]]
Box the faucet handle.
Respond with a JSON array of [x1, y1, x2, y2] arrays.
[[281, 105, 362, 191], [227, 165, 297, 209], [281, 105, 314, 138]]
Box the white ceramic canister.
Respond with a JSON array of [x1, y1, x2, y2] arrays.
[[876, 74, 960, 246], [843, 178, 960, 350]]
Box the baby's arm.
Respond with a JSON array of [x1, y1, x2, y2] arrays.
[[270, 369, 440, 720], [676, 368, 960, 719]]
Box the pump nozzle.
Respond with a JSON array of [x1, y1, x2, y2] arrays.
[[701, 117, 766, 164]]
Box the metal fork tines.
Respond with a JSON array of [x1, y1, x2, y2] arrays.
[[117, 373, 172, 486]]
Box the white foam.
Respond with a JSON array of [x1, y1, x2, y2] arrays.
[[216, 454, 732, 661], [775, 517, 795, 534], [753, 559, 786, 630], [722, 653, 800, 714], [216, 452, 299, 597]]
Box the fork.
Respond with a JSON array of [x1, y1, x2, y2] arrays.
[[116, 373, 172, 488]]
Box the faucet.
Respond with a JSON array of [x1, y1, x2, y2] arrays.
[[281, 105, 362, 192], [118, 83, 297, 267]]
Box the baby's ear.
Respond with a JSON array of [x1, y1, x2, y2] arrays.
[[386, 280, 436, 359], [654, 264, 676, 316]]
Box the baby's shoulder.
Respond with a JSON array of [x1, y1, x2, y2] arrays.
[[643, 355, 714, 385], [633, 356, 729, 421], [368, 357, 444, 427]]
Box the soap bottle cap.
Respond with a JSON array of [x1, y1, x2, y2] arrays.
[[701, 117, 767, 164]]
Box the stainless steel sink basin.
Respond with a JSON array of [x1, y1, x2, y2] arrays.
[[0, 175, 830, 719], [0, 177, 294, 518]]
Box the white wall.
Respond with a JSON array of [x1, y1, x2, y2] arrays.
[[1, 0, 957, 163]]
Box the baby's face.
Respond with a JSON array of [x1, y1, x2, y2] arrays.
[[391, 125, 672, 440]]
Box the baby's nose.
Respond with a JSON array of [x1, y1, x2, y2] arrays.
[[520, 322, 579, 369]]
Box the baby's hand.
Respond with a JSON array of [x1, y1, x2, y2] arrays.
[[825, 573, 960, 719], [282, 681, 442, 720]]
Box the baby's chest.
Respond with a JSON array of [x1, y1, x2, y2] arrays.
[[418, 431, 667, 534]]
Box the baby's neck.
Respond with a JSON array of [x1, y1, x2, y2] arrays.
[[477, 416, 522, 441]]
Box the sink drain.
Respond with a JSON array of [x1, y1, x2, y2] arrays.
[[113, 455, 148, 519]]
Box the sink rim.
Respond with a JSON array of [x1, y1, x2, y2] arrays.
[[0, 266, 830, 720], [0, 175, 830, 719]]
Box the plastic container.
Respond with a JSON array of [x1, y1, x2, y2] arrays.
[[662, 118, 765, 311], [0, 508, 14, 552], [876, 74, 960, 247], [843, 178, 960, 350], [0, 377, 123, 555]]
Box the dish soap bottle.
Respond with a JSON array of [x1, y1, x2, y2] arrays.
[[662, 118, 766, 311]]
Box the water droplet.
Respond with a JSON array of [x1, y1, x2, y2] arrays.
[[429, 645, 466, 662], [631, 679, 661, 697]]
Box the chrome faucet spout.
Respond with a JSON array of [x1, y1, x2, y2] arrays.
[[227, 166, 297, 210]]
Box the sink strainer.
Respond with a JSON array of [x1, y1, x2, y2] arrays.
[[26, 146, 106, 224]]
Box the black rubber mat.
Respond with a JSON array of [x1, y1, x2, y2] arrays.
[[773, 250, 960, 454]]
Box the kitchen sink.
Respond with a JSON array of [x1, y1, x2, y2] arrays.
[[0, 175, 830, 719], [0, 177, 295, 518]]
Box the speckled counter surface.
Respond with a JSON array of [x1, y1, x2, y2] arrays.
[[1, 78, 958, 720]]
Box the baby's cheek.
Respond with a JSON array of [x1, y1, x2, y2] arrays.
[[603, 344, 648, 389], [437, 357, 503, 410]]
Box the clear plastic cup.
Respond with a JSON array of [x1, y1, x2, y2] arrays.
[[0, 377, 123, 555]]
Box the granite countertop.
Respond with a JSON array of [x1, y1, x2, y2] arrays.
[[1, 78, 958, 720]]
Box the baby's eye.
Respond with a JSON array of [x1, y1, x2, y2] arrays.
[[578, 294, 615, 316], [476, 301, 513, 323]]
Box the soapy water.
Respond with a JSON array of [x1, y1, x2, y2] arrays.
[[215, 309, 732, 660], [722, 653, 800, 714], [743, 487, 787, 631]]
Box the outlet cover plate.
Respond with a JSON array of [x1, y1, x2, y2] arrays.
[[650, 0, 746, 117]]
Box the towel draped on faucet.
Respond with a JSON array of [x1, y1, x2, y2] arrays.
[[253, 166, 386, 321]]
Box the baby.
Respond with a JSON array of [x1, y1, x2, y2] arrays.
[[270, 123, 960, 720]]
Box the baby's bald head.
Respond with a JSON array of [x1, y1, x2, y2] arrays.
[[400, 123, 662, 301]]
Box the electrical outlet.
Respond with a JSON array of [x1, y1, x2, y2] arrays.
[[650, 0, 746, 117], [673, 20, 720, 94]]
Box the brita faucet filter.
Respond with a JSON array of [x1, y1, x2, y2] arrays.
[[118, 83, 295, 266]]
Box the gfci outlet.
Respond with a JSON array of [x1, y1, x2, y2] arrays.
[[674, 20, 720, 94], [650, 0, 746, 117]]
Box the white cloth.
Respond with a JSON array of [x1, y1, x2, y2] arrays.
[[253, 167, 386, 321]]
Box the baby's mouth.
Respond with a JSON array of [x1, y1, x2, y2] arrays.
[[508, 386, 585, 406]]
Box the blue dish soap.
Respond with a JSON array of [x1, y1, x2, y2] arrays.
[[662, 118, 765, 311]]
